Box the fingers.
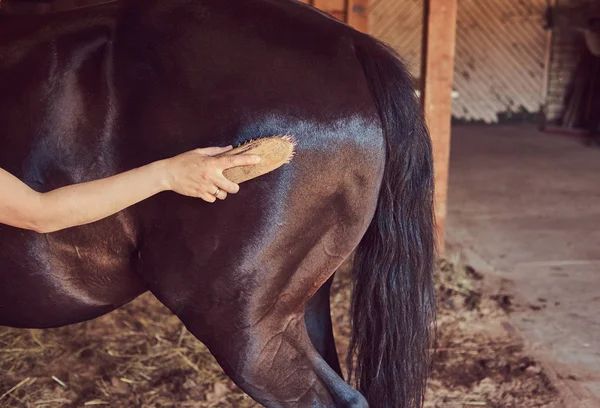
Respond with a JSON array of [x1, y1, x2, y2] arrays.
[[196, 145, 233, 156], [215, 189, 228, 201], [173, 147, 255, 202], [199, 192, 217, 203], [215, 177, 240, 194], [199, 186, 229, 203], [218, 154, 261, 169]]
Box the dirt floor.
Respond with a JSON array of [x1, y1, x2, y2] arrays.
[[446, 126, 600, 407], [0, 258, 560, 408]]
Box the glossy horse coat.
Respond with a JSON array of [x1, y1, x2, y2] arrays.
[[0, 1, 436, 407]]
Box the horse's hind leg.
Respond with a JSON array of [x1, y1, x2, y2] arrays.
[[139, 220, 370, 407], [181, 297, 366, 408], [305, 274, 343, 377]]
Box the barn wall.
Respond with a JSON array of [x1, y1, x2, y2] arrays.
[[545, 28, 585, 122], [371, 0, 549, 123], [298, 0, 368, 32], [5, 0, 570, 125], [544, 0, 596, 124]]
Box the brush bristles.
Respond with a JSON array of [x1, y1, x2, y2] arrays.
[[235, 134, 297, 164], [279, 135, 297, 164]]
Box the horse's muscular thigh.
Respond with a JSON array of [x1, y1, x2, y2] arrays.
[[180, 307, 367, 408]]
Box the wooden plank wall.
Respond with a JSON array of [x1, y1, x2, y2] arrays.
[[298, 0, 369, 32], [371, 0, 549, 123]]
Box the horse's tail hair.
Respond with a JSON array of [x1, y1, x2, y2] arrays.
[[348, 35, 437, 408]]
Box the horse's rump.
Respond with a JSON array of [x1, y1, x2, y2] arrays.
[[113, 0, 386, 333]]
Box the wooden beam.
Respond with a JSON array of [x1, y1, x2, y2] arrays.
[[313, 0, 346, 21], [420, 0, 458, 253], [347, 0, 369, 33]]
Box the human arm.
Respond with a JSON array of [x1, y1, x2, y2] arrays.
[[0, 146, 260, 233]]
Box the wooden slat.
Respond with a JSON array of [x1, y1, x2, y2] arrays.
[[420, 0, 458, 252], [347, 0, 369, 33], [313, 0, 346, 21]]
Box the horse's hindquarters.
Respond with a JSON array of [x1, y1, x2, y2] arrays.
[[131, 115, 384, 407], [114, 1, 386, 404]]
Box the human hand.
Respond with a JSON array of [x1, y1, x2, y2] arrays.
[[162, 146, 261, 202]]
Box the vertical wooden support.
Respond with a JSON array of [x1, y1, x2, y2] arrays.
[[313, 0, 346, 21], [420, 0, 458, 253], [305, 0, 369, 33], [347, 0, 369, 33], [540, 23, 554, 130]]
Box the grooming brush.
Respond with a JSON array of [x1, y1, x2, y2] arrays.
[[218, 135, 296, 184]]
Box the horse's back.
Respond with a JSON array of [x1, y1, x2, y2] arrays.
[[112, 0, 382, 163]]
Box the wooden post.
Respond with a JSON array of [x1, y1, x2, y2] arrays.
[[313, 0, 346, 21], [420, 0, 458, 253], [347, 0, 369, 33], [302, 0, 369, 33]]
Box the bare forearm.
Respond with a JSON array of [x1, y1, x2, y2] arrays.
[[0, 145, 258, 233], [36, 161, 168, 233]]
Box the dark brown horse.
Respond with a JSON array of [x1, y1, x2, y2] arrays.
[[0, 1, 436, 406]]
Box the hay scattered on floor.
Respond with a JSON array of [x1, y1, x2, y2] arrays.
[[0, 295, 255, 408], [1, 258, 559, 407], [425, 258, 560, 408]]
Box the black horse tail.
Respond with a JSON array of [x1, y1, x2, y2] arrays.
[[348, 35, 437, 408]]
